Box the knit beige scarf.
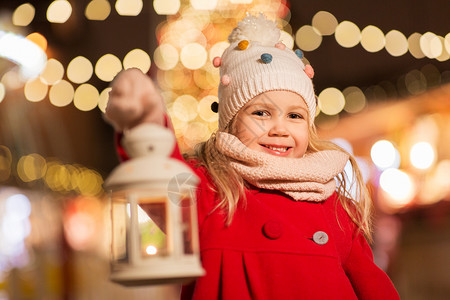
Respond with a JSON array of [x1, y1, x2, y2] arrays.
[[215, 132, 349, 202]]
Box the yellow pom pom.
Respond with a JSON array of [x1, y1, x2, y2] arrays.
[[238, 40, 249, 50]]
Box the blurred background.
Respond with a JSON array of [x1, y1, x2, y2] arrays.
[[0, 0, 449, 299]]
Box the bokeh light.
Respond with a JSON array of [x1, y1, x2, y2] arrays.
[[379, 168, 415, 208], [408, 33, 425, 59], [47, 0, 72, 23], [312, 11, 338, 36], [49, 80, 74, 107], [123, 49, 151, 73], [24, 77, 48, 102], [13, 3, 36, 26], [420, 32, 443, 59], [115, 0, 143, 16], [209, 41, 229, 61], [26, 33, 47, 51], [17, 154, 47, 182], [67, 56, 93, 84], [153, 0, 181, 15], [295, 25, 322, 51], [371, 140, 400, 170], [98, 87, 112, 113], [410, 142, 435, 170], [360, 25, 385, 53], [318, 88, 345, 115], [74, 84, 99, 111], [385, 30, 408, 57], [0, 145, 12, 181], [40, 58, 64, 85], [95, 54, 122, 82], [85, 0, 111, 21], [180, 43, 207, 70], [343, 86, 366, 113], [172, 95, 198, 122], [335, 21, 361, 48], [154, 44, 179, 70], [198, 95, 219, 122]]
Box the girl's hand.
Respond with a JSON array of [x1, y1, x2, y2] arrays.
[[104, 68, 165, 131]]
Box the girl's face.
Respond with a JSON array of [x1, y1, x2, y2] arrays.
[[231, 90, 310, 158]]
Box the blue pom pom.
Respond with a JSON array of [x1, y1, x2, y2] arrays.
[[295, 49, 303, 59], [261, 53, 272, 63]]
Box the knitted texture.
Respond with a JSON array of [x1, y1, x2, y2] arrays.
[[215, 132, 349, 202], [217, 14, 316, 130]]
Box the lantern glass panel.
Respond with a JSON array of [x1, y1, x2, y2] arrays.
[[138, 196, 169, 258], [111, 197, 128, 263], [180, 196, 195, 254]]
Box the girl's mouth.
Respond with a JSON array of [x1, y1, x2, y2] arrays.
[[261, 144, 292, 156]]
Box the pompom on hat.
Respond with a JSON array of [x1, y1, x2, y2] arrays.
[[214, 14, 316, 130]]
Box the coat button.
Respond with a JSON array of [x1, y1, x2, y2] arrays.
[[262, 220, 283, 240], [313, 231, 329, 245]]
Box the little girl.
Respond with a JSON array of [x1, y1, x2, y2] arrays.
[[105, 14, 400, 300]]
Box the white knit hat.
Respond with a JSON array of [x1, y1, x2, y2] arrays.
[[214, 14, 316, 130]]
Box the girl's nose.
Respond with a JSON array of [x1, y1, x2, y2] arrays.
[[268, 121, 289, 137]]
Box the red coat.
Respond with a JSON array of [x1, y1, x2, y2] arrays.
[[115, 119, 400, 299], [179, 160, 400, 300]]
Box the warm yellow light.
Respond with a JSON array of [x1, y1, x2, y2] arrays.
[[49, 80, 74, 107], [17, 154, 47, 182], [115, 0, 143, 16], [95, 54, 122, 82], [280, 30, 294, 49], [24, 77, 48, 102], [173, 95, 198, 122], [85, 0, 111, 21], [385, 30, 408, 57], [420, 32, 442, 59], [154, 44, 179, 70], [98, 87, 111, 113], [0, 83, 5, 103], [410, 142, 435, 170], [76, 169, 103, 196], [436, 36, 449, 62], [209, 41, 229, 61], [180, 43, 207, 70], [190, 0, 218, 10], [146, 245, 157, 255], [123, 49, 151, 73], [379, 168, 415, 208], [74, 84, 99, 111], [13, 3, 35, 26], [295, 25, 322, 51], [360, 25, 385, 53], [67, 56, 93, 84], [335, 21, 361, 48], [408, 33, 425, 59], [198, 95, 219, 122], [343, 86, 366, 113], [318, 88, 345, 115], [40, 59, 64, 86], [153, 0, 180, 15], [312, 11, 338, 36], [445, 33, 450, 55], [47, 0, 72, 23], [370, 140, 400, 170], [26, 32, 48, 52], [230, 0, 253, 3]]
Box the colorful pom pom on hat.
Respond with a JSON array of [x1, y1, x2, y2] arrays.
[[216, 13, 316, 130]]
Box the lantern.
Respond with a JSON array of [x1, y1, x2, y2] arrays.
[[104, 123, 205, 286]]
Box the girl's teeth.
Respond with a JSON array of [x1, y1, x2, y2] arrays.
[[267, 145, 288, 152]]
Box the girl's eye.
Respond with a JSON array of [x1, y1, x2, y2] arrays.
[[288, 113, 304, 119], [252, 110, 269, 117]]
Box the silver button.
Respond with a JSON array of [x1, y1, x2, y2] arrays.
[[313, 231, 329, 245]]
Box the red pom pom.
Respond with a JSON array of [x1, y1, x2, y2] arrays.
[[213, 56, 221, 68], [304, 65, 314, 79]]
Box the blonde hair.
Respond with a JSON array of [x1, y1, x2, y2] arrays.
[[191, 119, 373, 243]]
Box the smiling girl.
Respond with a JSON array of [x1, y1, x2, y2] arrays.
[[105, 14, 400, 300]]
